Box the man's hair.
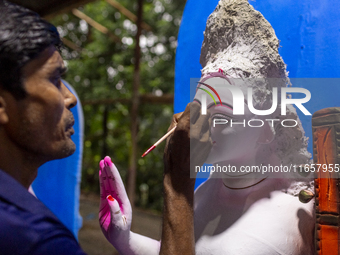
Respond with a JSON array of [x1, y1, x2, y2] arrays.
[[0, 1, 62, 99]]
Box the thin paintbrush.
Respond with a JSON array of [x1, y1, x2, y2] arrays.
[[141, 126, 177, 157]]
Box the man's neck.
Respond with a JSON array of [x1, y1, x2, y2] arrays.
[[0, 164, 38, 189], [0, 132, 43, 189]]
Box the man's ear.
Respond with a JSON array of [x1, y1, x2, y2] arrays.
[[0, 95, 8, 125], [256, 120, 275, 144]]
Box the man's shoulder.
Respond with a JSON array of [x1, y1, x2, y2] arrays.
[[0, 197, 71, 234], [0, 194, 86, 254], [0, 170, 86, 255]]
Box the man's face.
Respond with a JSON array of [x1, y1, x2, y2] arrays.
[[3, 45, 77, 162]]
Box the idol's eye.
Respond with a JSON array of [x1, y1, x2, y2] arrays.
[[212, 113, 231, 120], [211, 113, 231, 127]]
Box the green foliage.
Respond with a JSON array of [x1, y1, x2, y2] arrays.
[[50, 0, 186, 211]]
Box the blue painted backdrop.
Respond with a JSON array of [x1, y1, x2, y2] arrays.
[[174, 0, 340, 188]]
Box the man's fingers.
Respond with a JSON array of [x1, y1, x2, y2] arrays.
[[168, 112, 183, 131], [180, 103, 191, 121], [190, 101, 201, 124], [174, 112, 183, 123], [168, 102, 211, 145], [193, 109, 211, 138]]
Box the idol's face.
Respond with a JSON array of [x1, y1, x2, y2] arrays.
[[194, 77, 264, 166], [2, 45, 77, 162]]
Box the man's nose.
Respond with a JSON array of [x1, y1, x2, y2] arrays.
[[62, 81, 77, 109]]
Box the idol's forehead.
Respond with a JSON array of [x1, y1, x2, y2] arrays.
[[194, 76, 250, 115], [195, 77, 233, 102]]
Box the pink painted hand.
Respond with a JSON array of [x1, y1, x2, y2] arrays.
[[99, 156, 132, 248], [98, 156, 160, 255]]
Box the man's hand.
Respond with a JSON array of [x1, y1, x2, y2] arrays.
[[164, 101, 212, 186], [160, 101, 212, 255]]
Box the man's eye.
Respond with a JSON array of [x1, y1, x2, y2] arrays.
[[51, 77, 62, 87]]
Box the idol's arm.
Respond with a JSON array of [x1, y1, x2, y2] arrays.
[[99, 156, 160, 255]]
